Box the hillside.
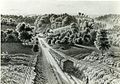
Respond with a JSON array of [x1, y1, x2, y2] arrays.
[[95, 14, 120, 47], [96, 14, 120, 26]]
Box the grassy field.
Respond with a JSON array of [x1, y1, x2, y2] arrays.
[[58, 47, 93, 56], [57, 47, 93, 59], [1, 43, 37, 84], [1, 43, 34, 55], [1, 63, 35, 84]]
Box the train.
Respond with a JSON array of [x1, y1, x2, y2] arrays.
[[49, 48, 74, 73]]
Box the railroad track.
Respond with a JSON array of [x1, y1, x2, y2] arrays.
[[54, 47, 120, 77], [38, 37, 83, 84], [47, 40, 120, 75], [38, 35, 120, 84]]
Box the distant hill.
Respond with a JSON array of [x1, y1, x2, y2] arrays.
[[95, 14, 120, 25], [96, 14, 120, 47]]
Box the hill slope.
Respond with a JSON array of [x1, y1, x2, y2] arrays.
[[96, 14, 120, 25]]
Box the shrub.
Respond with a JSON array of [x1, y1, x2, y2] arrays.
[[32, 44, 39, 52]]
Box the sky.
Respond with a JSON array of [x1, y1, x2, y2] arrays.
[[0, 0, 120, 16]]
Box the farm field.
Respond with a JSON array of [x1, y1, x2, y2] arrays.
[[1, 54, 37, 84], [57, 47, 93, 59], [1, 43, 37, 84], [1, 65, 35, 84], [1, 43, 33, 54]]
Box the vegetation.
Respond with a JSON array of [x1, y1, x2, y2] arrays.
[[1, 54, 36, 84], [96, 14, 120, 25], [1, 21, 34, 43], [96, 14, 120, 47], [1, 29, 21, 43], [32, 12, 107, 50], [1, 13, 120, 84], [46, 22, 96, 49], [1, 18, 17, 27], [1, 14, 38, 26], [94, 29, 111, 55], [34, 13, 80, 33], [32, 44, 39, 52]]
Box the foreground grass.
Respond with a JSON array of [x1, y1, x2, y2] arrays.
[[1, 54, 37, 84], [1, 65, 35, 84], [1, 43, 37, 84]]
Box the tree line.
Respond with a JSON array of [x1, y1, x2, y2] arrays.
[[34, 13, 106, 33], [46, 22, 111, 55], [1, 18, 17, 27], [1, 14, 38, 26], [1, 22, 34, 43]]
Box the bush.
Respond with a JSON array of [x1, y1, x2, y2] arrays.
[[5, 34, 17, 43], [32, 44, 39, 52], [19, 31, 32, 42]]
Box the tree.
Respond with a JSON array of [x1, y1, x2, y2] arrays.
[[34, 15, 51, 33], [13, 31, 19, 37], [76, 37, 83, 45], [1, 18, 8, 25], [32, 44, 39, 52], [90, 30, 97, 45], [70, 22, 78, 29], [51, 37, 57, 45], [19, 31, 31, 42], [70, 22, 79, 34], [5, 34, 17, 42], [8, 18, 16, 26], [55, 40, 60, 45], [16, 22, 26, 32], [6, 29, 13, 34], [25, 24, 32, 31], [47, 39, 52, 44], [1, 30, 7, 42], [55, 17, 62, 22], [62, 16, 77, 26], [83, 34, 91, 44], [78, 12, 81, 16], [61, 36, 69, 44], [94, 29, 111, 56]]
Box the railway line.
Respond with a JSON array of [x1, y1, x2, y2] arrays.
[[46, 39, 120, 76], [38, 37, 83, 84], [37, 34, 120, 84]]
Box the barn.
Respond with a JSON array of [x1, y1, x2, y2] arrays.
[[53, 25, 71, 34]]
